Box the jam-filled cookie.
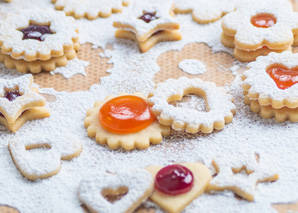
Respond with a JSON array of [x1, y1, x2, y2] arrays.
[[84, 93, 170, 150], [0, 74, 50, 132], [0, 9, 80, 73], [243, 51, 298, 122], [148, 77, 236, 134], [113, 0, 181, 52], [146, 163, 211, 213], [221, 0, 298, 62], [51, 0, 130, 20]]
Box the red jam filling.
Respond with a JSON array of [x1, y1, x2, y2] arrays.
[[139, 12, 158, 23], [98, 95, 156, 134], [266, 65, 298, 90], [155, 164, 194, 195], [251, 13, 276, 28], [4, 91, 21, 102], [20, 24, 52, 41]]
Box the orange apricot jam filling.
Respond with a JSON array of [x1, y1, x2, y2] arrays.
[[99, 95, 156, 134], [266, 65, 298, 90], [251, 13, 276, 28]]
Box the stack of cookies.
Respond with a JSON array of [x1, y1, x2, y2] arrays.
[[113, 0, 181, 53], [221, 0, 298, 62], [0, 9, 80, 73]]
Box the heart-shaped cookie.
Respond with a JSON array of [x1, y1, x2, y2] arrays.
[[266, 65, 298, 90], [78, 169, 153, 213], [146, 163, 211, 213], [9, 133, 82, 181]]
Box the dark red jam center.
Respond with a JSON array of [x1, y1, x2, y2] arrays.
[[4, 91, 21, 102], [139, 12, 158, 23], [20, 24, 52, 41], [155, 164, 194, 195]]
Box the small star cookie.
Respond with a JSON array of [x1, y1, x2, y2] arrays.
[[51, 0, 130, 20], [84, 93, 170, 151], [206, 151, 279, 201]]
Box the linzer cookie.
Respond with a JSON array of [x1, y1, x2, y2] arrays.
[[207, 151, 279, 201], [52, 0, 130, 20], [148, 77, 236, 134], [0, 9, 80, 73], [78, 169, 153, 213], [174, 0, 237, 24], [9, 133, 82, 180], [243, 51, 298, 122], [84, 93, 170, 150], [221, 0, 298, 62], [113, 0, 181, 52], [0, 74, 50, 132], [146, 163, 211, 213]]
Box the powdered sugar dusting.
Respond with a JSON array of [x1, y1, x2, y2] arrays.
[[51, 58, 89, 79], [179, 59, 207, 75]]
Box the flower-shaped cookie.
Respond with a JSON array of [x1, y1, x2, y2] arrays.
[[9, 133, 82, 180], [113, 0, 180, 42], [207, 151, 279, 201], [78, 169, 153, 213], [148, 77, 236, 134], [222, 0, 298, 50], [243, 51, 298, 109], [84, 93, 170, 151], [174, 0, 237, 24], [52, 0, 130, 20], [0, 74, 46, 124], [0, 9, 79, 61]]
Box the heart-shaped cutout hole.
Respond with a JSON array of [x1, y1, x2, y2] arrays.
[[169, 93, 208, 112], [101, 187, 129, 203], [266, 64, 298, 90]]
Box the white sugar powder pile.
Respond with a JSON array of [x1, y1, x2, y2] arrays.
[[178, 59, 207, 75]]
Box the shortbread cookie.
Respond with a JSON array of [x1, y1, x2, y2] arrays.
[[78, 169, 153, 213], [0, 9, 79, 61], [84, 93, 170, 151], [0, 48, 77, 73], [146, 163, 211, 213], [243, 51, 298, 109], [115, 29, 182, 53], [207, 151, 279, 201], [174, 0, 237, 24], [52, 0, 129, 20], [148, 77, 236, 134], [113, 0, 180, 42], [9, 133, 82, 181], [0, 75, 46, 124], [0, 107, 50, 133]]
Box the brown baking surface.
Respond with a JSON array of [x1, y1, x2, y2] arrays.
[[2, 0, 298, 212]]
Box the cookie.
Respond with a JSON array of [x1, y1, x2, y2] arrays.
[[221, 0, 298, 61], [9, 133, 82, 180], [52, 0, 130, 20], [174, 0, 237, 24], [146, 163, 211, 213], [113, 0, 181, 52], [84, 93, 170, 151], [206, 151, 279, 201], [148, 77, 236, 134], [243, 51, 298, 110], [78, 169, 153, 213]]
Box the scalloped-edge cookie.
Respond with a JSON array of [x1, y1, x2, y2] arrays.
[[52, 0, 130, 20], [206, 151, 279, 201], [221, 0, 298, 61], [146, 163, 211, 213], [84, 92, 170, 151], [0, 9, 79, 62], [113, 0, 180, 42], [243, 51, 298, 109], [148, 77, 236, 134], [78, 169, 153, 213], [9, 133, 82, 181], [174, 0, 237, 24]]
